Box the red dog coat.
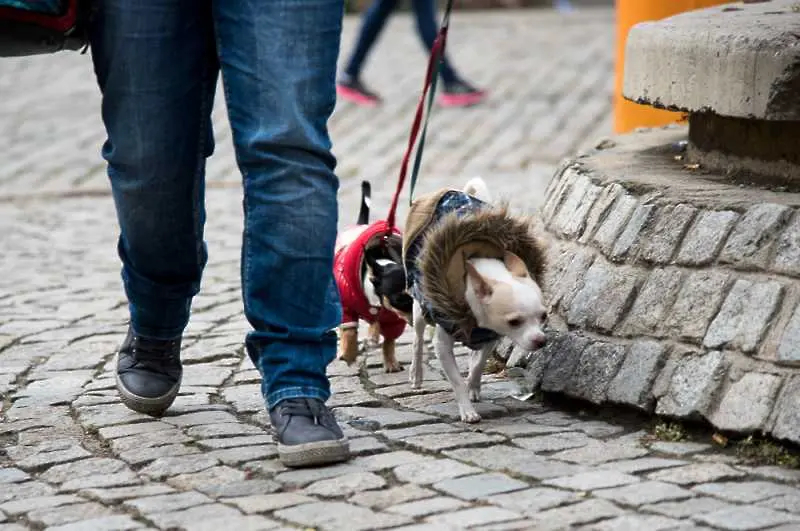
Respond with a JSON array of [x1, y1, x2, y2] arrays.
[[334, 220, 406, 341]]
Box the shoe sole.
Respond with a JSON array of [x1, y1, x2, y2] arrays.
[[278, 438, 350, 468], [115, 363, 181, 417], [439, 92, 487, 108], [337, 85, 380, 107]]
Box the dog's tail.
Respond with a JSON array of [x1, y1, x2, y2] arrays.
[[463, 177, 491, 202], [357, 180, 372, 225]]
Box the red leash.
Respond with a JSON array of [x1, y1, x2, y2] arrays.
[[383, 0, 454, 239]]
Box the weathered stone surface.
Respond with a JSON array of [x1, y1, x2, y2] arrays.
[[551, 175, 602, 238], [636, 204, 696, 263], [648, 442, 711, 456], [579, 183, 626, 244], [567, 261, 640, 332], [45, 515, 144, 531], [777, 302, 800, 365], [304, 472, 387, 497], [147, 504, 243, 529], [592, 194, 638, 255], [386, 497, 470, 517], [662, 270, 730, 342], [432, 473, 528, 500], [350, 484, 435, 510], [225, 493, 314, 513], [427, 507, 522, 528], [543, 470, 640, 491], [610, 203, 655, 260], [550, 440, 650, 466], [26, 502, 113, 527], [79, 485, 176, 503], [771, 376, 800, 443], [393, 458, 482, 485], [275, 502, 411, 530], [444, 447, 587, 481], [488, 487, 579, 515], [695, 505, 798, 531], [642, 496, 735, 519], [621, 268, 683, 337], [549, 248, 596, 311], [607, 341, 667, 410], [513, 432, 592, 453], [597, 458, 687, 474], [656, 351, 728, 419], [528, 499, 624, 529], [594, 481, 693, 506], [704, 280, 783, 353], [566, 341, 626, 403], [540, 333, 589, 393], [692, 481, 798, 503], [720, 204, 792, 269], [676, 210, 738, 266], [586, 514, 685, 531], [0, 495, 82, 516], [710, 373, 782, 432], [138, 455, 219, 480], [647, 463, 746, 486]]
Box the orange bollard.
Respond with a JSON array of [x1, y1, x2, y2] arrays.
[[614, 0, 729, 134]]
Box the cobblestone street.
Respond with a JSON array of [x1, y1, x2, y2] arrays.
[[2, 7, 800, 531]]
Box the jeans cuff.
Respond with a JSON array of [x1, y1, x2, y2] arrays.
[[266, 386, 330, 410]]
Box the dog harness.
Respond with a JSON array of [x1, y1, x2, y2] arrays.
[[334, 220, 406, 341], [404, 190, 500, 350]]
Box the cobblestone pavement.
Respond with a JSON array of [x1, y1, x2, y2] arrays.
[[2, 7, 800, 531]]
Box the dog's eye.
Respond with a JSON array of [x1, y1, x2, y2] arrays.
[[541, 312, 548, 323], [507, 318, 522, 328]]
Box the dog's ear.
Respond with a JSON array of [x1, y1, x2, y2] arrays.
[[503, 251, 530, 279], [466, 262, 495, 302], [364, 248, 383, 274]]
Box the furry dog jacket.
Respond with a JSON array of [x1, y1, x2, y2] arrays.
[[403, 189, 546, 350]]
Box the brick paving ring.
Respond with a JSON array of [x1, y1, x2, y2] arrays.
[[533, 0, 800, 447]]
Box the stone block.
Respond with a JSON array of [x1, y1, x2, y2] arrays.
[[551, 175, 602, 239], [566, 341, 626, 404], [587, 515, 685, 531], [695, 506, 798, 531], [393, 458, 482, 485], [607, 340, 668, 410], [771, 376, 800, 444], [639, 204, 697, 264], [648, 442, 710, 456], [773, 213, 800, 277], [776, 302, 800, 365], [426, 507, 522, 528], [385, 497, 469, 517], [432, 473, 528, 501], [704, 279, 784, 353], [655, 351, 728, 419], [620, 268, 683, 337], [662, 270, 730, 342], [566, 261, 640, 333], [719, 204, 792, 269], [710, 373, 782, 432], [528, 499, 625, 529], [610, 204, 656, 261], [548, 247, 596, 312], [594, 481, 693, 506], [444, 447, 587, 480], [642, 497, 735, 519], [593, 194, 639, 255], [676, 210, 738, 266], [692, 481, 798, 503], [539, 333, 589, 393], [579, 183, 625, 244], [304, 472, 386, 497], [543, 470, 640, 491], [647, 463, 745, 485], [541, 167, 577, 225], [488, 487, 580, 515], [275, 501, 411, 531]]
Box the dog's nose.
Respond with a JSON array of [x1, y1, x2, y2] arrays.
[[531, 336, 547, 351]]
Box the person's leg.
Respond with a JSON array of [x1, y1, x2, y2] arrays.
[[409, 0, 487, 107], [213, 0, 349, 467], [337, 0, 399, 106], [89, 0, 218, 414]]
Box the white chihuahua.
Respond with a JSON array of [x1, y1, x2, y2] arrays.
[[405, 178, 547, 423]]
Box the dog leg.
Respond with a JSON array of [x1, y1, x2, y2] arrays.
[[434, 326, 481, 423], [337, 326, 360, 365], [467, 343, 495, 402], [367, 321, 381, 348], [410, 301, 426, 388], [382, 338, 402, 373]]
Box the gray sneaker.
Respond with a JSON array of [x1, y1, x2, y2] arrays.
[[269, 398, 350, 468]]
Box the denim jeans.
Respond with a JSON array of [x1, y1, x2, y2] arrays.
[[343, 0, 458, 85], [88, 0, 344, 409]]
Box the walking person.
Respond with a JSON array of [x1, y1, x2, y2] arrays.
[[89, 0, 350, 468], [337, 0, 487, 107]]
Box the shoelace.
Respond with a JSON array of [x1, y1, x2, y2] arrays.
[[129, 336, 179, 364], [280, 398, 328, 426]]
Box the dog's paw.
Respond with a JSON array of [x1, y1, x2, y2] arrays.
[[383, 360, 403, 373], [459, 406, 482, 424], [409, 364, 423, 388], [468, 387, 481, 402], [367, 336, 381, 348]]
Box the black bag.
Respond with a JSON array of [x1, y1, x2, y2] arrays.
[[0, 0, 90, 57]]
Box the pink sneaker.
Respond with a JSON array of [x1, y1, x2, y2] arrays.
[[336, 76, 382, 107], [439, 80, 487, 108]]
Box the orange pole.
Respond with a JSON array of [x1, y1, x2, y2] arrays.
[[614, 0, 729, 134]]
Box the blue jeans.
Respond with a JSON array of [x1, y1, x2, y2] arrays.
[[88, 0, 344, 409], [344, 0, 458, 85]]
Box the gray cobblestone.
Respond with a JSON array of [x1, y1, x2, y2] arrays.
[[427, 506, 522, 528], [304, 472, 387, 497], [662, 271, 731, 342], [543, 470, 640, 491], [593, 194, 639, 255], [694, 505, 798, 531], [583, 514, 686, 530], [642, 497, 735, 519], [710, 372, 783, 432], [487, 487, 579, 515], [550, 440, 650, 466], [772, 375, 800, 442], [611, 203, 656, 260], [676, 210, 739, 266], [350, 484, 434, 510], [639, 204, 698, 264], [648, 442, 711, 456], [529, 499, 625, 530], [720, 204, 792, 269], [620, 268, 683, 337], [386, 497, 470, 517], [226, 493, 315, 513], [597, 457, 688, 474], [594, 481, 693, 506], [692, 481, 799, 503], [275, 501, 411, 530], [777, 302, 800, 364], [46, 515, 145, 531], [566, 341, 626, 403], [607, 341, 668, 410], [655, 351, 729, 419], [647, 463, 745, 485], [704, 279, 784, 353], [757, 493, 800, 515], [579, 183, 626, 244], [772, 213, 800, 276], [567, 261, 640, 332], [432, 473, 528, 500]]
